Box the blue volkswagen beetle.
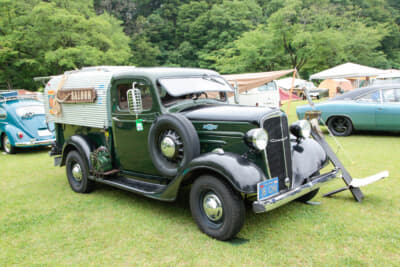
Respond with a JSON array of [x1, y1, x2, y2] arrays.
[[297, 84, 400, 136], [0, 91, 55, 154]]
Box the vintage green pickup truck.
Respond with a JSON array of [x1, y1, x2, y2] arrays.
[[44, 66, 341, 240]]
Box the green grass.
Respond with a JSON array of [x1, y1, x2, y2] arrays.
[[1, 101, 399, 266]]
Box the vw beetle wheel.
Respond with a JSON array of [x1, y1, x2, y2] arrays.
[[328, 116, 353, 136], [65, 150, 94, 193], [2, 134, 16, 154], [190, 175, 245, 241]]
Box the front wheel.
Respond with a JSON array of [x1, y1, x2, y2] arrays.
[[296, 188, 320, 203], [190, 175, 245, 241], [2, 134, 16, 154], [65, 150, 94, 193], [327, 116, 353, 136]]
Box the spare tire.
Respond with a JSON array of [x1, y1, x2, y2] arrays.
[[148, 113, 200, 177]]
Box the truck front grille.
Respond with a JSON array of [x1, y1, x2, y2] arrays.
[[262, 113, 293, 191]]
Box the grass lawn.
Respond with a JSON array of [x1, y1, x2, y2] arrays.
[[1, 100, 399, 266]]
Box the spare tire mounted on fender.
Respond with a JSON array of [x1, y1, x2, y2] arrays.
[[148, 113, 200, 176]]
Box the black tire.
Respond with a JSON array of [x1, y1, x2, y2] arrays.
[[148, 113, 200, 177], [190, 175, 245, 241], [2, 134, 16, 154], [65, 150, 94, 193], [296, 188, 319, 203], [327, 116, 353, 136]]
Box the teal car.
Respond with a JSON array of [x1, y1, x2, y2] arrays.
[[297, 84, 400, 136], [0, 91, 55, 154]]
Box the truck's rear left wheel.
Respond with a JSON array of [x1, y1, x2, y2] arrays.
[[66, 150, 94, 193], [190, 175, 245, 241]]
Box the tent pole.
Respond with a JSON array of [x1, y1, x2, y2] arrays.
[[286, 69, 297, 115]]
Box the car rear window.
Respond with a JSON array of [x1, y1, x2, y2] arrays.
[[16, 105, 45, 117]]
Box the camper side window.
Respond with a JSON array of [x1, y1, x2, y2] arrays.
[[117, 81, 153, 111]]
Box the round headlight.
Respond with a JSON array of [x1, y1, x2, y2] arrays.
[[290, 120, 311, 139], [246, 128, 268, 151]]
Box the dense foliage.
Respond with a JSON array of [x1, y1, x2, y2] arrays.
[[1, 0, 399, 89]]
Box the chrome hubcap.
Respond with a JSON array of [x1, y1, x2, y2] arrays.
[[4, 136, 11, 153], [203, 193, 223, 222], [160, 136, 176, 159], [71, 163, 83, 181]]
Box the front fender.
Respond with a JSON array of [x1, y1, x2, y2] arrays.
[[60, 135, 95, 168], [291, 137, 328, 187], [158, 152, 267, 201]]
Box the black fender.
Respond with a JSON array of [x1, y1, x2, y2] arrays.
[[60, 135, 95, 169], [158, 152, 267, 200], [291, 136, 328, 187]]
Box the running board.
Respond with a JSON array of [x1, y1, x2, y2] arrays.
[[94, 176, 167, 195], [324, 171, 389, 198]]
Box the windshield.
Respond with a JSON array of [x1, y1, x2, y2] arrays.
[[158, 75, 233, 107], [16, 105, 45, 118]]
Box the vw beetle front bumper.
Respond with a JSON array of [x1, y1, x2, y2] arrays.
[[253, 168, 341, 213]]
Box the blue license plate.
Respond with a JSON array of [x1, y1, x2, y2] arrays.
[[257, 177, 279, 201]]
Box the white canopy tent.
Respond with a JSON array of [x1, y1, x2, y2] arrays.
[[310, 62, 386, 80]]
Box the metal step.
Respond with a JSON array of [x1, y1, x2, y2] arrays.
[[95, 176, 167, 195]]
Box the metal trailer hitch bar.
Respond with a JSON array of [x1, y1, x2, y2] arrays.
[[306, 112, 389, 202]]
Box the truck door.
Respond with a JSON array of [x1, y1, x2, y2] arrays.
[[111, 78, 160, 175]]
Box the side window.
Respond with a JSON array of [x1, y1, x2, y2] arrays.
[[357, 90, 381, 102], [117, 80, 153, 111], [382, 89, 400, 103], [0, 108, 6, 120]]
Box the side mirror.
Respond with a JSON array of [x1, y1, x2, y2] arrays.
[[234, 81, 240, 104], [127, 87, 143, 115]]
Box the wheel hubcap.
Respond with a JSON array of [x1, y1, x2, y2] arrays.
[[4, 136, 11, 153], [160, 136, 176, 159], [203, 192, 223, 222], [71, 163, 83, 181]]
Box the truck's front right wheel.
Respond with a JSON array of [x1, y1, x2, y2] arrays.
[[65, 150, 94, 193], [189, 175, 245, 241]]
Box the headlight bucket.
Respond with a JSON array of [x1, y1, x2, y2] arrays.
[[245, 128, 268, 151], [290, 120, 311, 139]]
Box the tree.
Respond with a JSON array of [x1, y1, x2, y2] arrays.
[[0, 0, 131, 90]]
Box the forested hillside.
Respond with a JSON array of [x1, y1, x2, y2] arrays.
[[1, 0, 399, 90]]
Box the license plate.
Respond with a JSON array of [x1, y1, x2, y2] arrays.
[[257, 177, 279, 201], [38, 129, 51, 137]]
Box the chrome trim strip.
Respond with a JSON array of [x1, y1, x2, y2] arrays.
[[15, 138, 55, 147], [252, 169, 340, 213], [278, 114, 290, 189]]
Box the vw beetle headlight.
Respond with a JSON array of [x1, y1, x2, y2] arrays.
[[290, 120, 311, 139], [245, 128, 268, 150]]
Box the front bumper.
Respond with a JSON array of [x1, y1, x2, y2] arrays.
[[253, 168, 340, 213], [15, 138, 56, 147]]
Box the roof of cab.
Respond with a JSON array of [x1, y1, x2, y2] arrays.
[[63, 66, 220, 81]]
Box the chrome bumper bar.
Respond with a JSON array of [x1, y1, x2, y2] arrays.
[[253, 168, 341, 213], [15, 138, 55, 147]]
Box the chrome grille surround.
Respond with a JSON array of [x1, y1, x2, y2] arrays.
[[260, 111, 293, 191]]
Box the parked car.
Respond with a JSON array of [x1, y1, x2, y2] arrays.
[[296, 84, 400, 136], [0, 91, 55, 154], [44, 66, 341, 240]]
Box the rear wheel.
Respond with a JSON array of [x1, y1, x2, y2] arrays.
[[65, 150, 94, 193], [327, 116, 353, 136], [2, 134, 16, 154], [190, 175, 245, 241]]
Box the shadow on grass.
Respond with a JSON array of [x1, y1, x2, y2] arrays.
[[3, 146, 51, 155]]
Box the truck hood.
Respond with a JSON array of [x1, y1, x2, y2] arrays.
[[181, 104, 280, 123]]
